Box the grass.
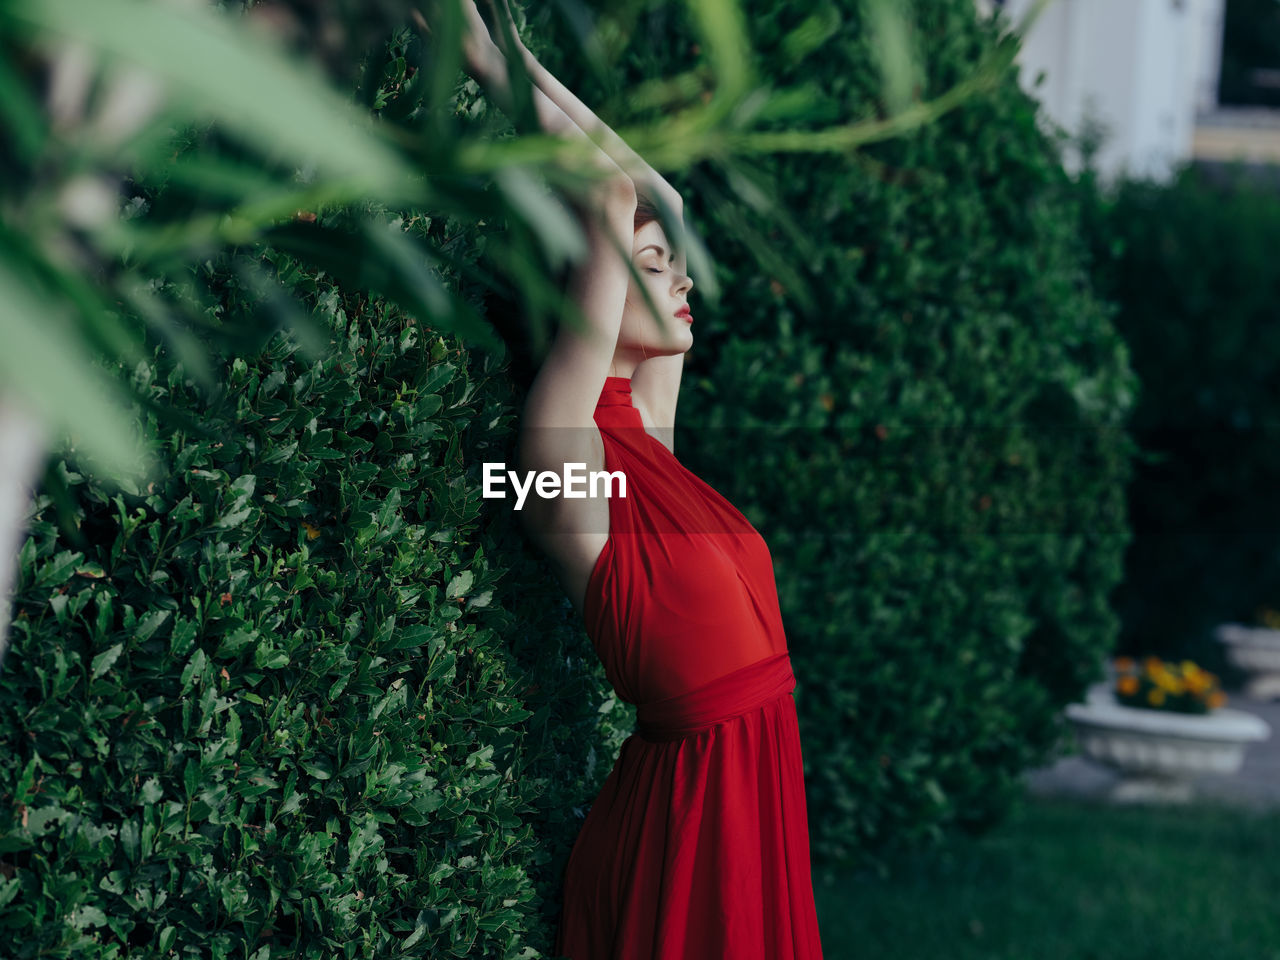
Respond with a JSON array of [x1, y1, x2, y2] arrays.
[[814, 796, 1280, 960]]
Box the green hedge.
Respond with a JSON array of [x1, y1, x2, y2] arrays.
[[528, 0, 1138, 867], [1082, 163, 1280, 673], [0, 226, 630, 956]]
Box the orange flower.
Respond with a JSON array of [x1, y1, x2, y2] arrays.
[[1117, 675, 1140, 696], [1114, 656, 1136, 672], [1208, 691, 1227, 709]]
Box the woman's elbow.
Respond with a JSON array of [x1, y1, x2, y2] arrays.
[[600, 173, 638, 213]]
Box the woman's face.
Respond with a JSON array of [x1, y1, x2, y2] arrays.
[[615, 220, 694, 366]]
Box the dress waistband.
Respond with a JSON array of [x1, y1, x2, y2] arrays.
[[635, 652, 796, 742]]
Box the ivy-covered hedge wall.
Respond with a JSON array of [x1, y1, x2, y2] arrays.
[[527, 0, 1138, 865], [0, 230, 628, 957]]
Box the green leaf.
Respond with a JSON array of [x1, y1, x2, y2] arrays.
[[683, 0, 753, 108], [494, 166, 585, 268], [135, 609, 170, 643], [419, 362, 457, 396], [0, 877, 20, 912], [140, 778, 163, 805], [91, 642, 124, 680], [862, 0, 918, 116], [11, 0, 418, 201], [254, 648, 290, 670], [34, 549, 83, 588], [780, 5, 843, 64], [170, 618, 198, 657], [0, 260, 152, 481], [180, 648, 208, 689], [300, 757, 334, 781], [215, 628, 259, 658], [69, 904, 109, 930], [445, 570, 474, 599], [215, 507, 253, 530]]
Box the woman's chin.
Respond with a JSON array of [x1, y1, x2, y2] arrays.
[[640, 341, 692, 359], [666, 339, 694, 356]]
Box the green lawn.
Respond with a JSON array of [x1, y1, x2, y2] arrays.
[[814, 797, 1280, 960]]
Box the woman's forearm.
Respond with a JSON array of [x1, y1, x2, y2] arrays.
[[472, 52, 599, 152], [511, 42, 683, 214], [415, 5, 630, 189]]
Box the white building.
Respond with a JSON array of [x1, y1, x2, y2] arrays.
[[987, 0, 1234, 184]]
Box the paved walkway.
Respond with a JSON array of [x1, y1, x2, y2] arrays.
[[1022, 688, 1280, 810]]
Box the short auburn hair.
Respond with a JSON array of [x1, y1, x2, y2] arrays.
[[634, 194, 660, 232]]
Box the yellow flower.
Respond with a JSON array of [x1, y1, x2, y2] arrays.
[[1147, 688, 1166, 707], [1184, 672, 1210, 694], [1117, 675, 1140, 696], [302, 521, 321, 541], [1149, 666, 1182, 694]]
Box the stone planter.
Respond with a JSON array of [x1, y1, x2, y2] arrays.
[[1066, 683, 1271, 803], [1216, 623, 1280, 700]]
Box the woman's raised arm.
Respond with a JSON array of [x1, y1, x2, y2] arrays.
[[419, 0, 633, 606], [483, 0, 684, 221], [483, 0, 688, 439], [418, 0, 637, 431]]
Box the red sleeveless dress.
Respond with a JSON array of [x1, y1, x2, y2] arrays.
[[554, 376, 825, 959]]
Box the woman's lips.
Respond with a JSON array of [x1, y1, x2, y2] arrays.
[[676, 308, 692, 324]]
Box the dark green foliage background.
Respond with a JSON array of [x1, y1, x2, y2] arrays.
[[527, 0, 1138, 865], [1083, 165, 1280, 673]]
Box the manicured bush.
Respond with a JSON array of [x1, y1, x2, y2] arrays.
[[0, 233, 629, 957], [1080, 163, 1280, 673], [527, 0, 1138, 868]]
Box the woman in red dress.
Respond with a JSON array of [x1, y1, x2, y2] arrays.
[[450, 3, 825, 956]]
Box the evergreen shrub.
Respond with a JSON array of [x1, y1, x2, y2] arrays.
[[0, 241, 623, 958]]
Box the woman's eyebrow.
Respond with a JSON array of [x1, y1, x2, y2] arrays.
[[637, 244, 675, 260]]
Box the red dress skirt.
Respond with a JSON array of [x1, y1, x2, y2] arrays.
[[554, 376, 825, 959]]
